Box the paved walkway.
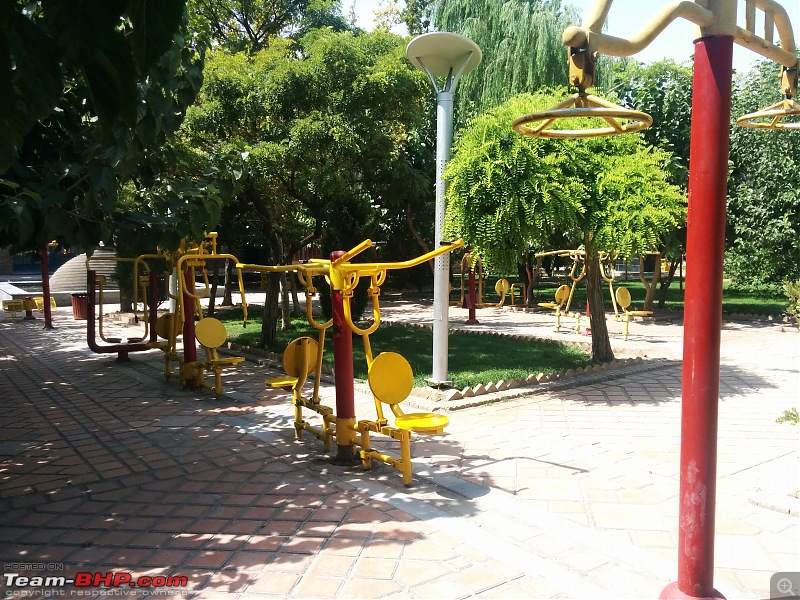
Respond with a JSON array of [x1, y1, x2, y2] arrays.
[[0, 299, 797, 599]]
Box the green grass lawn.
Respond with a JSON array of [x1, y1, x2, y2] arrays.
[[216, 276, 785, 388], [518, 278, 786, 316], [219, 308, 592, 389]]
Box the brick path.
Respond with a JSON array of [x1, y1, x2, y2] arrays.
[[0, 303, 797, 599]]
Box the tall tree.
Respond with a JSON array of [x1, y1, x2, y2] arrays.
[[180, 30, 432, 346], [189, 0, 311, 51], [726, 56, 800, 287], [444, 91, 685, 362], [430, 0, 578, 115], [0, 2, 220, 255], [612, 58, 693, 307]]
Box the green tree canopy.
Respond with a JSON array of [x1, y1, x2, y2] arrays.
[[444, 90, 685, 361], [613, 59, 693, 189], [726, 57, 800, 287], [179, 29, 433, 345], [0, 0, 186, 171], [0, 2, 218, 254], [430, 0, 578, 115]]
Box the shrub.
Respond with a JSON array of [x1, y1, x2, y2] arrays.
[[783, 278, 800, 325]]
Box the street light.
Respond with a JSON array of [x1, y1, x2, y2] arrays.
[[406, 32, 482, 386]]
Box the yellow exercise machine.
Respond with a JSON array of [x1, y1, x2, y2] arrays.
[[533, 249, 620, 324], [452, 251, 527, 309], [614, 287, 653, 340], [86, 233, 248, 394], [240, 239, 461, 484]]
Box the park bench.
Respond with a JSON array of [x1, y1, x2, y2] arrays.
[[538, 284, 581, 333], [2, 299, 25, 319], [615, 287, 653, 340], [194, 317, 245, 397], [266, 336, 334, 450], [357, 351, 449, 486]]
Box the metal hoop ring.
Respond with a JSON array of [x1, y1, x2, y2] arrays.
[[513, 107, 653, 139]]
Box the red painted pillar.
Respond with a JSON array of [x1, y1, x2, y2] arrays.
[[40, 248, 54, 329], [183, 267, 197, 389], [330, 250, 359, 465], [660, 35, 732, 600], [22, 297, 36, 320]]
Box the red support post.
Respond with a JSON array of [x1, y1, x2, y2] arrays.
[[40, 248, 54, 329], [22, 297, 36, 320], [660, 34, 732, 600], [330, 250, 359, 465]]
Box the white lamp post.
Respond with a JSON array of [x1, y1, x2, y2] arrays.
[[406, 32, 482, 385]]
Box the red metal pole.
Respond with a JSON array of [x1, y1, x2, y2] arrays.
[[660, 34, 732, 600], [330, 250, 359, 465], [40, 248, 54, 329], [183, 267, 197, 389]]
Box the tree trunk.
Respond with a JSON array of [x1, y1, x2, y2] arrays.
[[222, 259, 233, 306], [405, 202, 433, 272], [289, 273, 302, 316], [260, 271, 281, 348], [208, 257, 219, 317], [280, 271, 291, 330], [586, 251, 614, 363], [260, 232, 283, 348], [657, 257, 679, 309], [638, 253, 661, 312], [524, 253, 542, 307]]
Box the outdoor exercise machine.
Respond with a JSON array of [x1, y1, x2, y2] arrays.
[[140, 233, 250, 395], [85, 255, 158, 361], [239, 239, 461, 484], [614, 287, 654, 340], [532, 249, 620, 316], [514, 1, 798, 598], [453, 251, 526, 311], [85, 233, 249, 395]]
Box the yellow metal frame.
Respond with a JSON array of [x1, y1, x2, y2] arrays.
[[453, 251, 485, 307], [271, 336, 335, 451], [34, 296, 58, 313], [84, 260, 151, 345], [2, 299, 25, 319], [194, 317, 245, 397], [518, 0, 799, 139], [452, 251, 525, 309], [615, 286, 653, 340], [242, 239, 462, 485], [357, 351, 449, 486]]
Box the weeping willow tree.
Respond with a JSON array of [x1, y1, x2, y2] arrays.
[[429, 0, 624, 115], [430, 0, 578, 114]]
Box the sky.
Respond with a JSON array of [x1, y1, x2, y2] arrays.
[[350, 0, 799, 74]]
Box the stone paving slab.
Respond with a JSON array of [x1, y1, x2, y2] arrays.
[[1, 305, 798, 599]]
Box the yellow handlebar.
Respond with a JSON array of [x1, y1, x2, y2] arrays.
[[235, 239, 463, 337]]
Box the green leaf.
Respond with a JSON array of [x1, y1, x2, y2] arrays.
[[82, 31, 138, 126], [127, 0, 185, 73]]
